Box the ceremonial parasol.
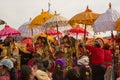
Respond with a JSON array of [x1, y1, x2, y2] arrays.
[[43, 13, 69, 46], [116, 18, 120, 32], [18, 19, 45, 37], [0, 25, 21, 37], [69, 6, 100, 42], [34, 33, 55, 42], [29, 9, 53, 28], [46, 27, 62, 37], [93, 3, 120, 80], [0, 19, 5, 25], [68, 24, 88, 39]]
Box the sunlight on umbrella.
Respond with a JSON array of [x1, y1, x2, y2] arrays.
[[29, 9, 54, 28]]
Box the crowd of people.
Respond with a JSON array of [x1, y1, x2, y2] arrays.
[[0, 34, 118, 80]]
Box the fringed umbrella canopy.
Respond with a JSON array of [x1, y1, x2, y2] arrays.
[[29, 9, 54, 28], [0, 25, 21, 37]]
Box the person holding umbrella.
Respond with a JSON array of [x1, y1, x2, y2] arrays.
[[86, 40, 106, 80]]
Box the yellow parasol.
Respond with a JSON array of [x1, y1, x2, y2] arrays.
[[29, 9, 54, 28], [69, 6, 101, 26], [116, 18, 120, 31], [69, 6, 100, 44], [34, 33, 55, 42]]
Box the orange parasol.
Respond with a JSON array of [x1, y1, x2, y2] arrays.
[[34, 33, 55, 42], [116, 18, 120, 31], [69, 6, 100, 43], [29, 9, 54, 28], [69, 6, 101, 26]]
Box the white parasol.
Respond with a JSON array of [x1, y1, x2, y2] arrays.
[[93, 3, 120, 80], [43, 13, 69, 46], [94, 3, 120, 33], [18, 19, 45, 37]]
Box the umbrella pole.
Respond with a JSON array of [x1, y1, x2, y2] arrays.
[[84, 24, 87, 43], [76, 33, 79, 58], [45, 26, 53, 53], [31, 28, 35, 51], [111, 31, 115, 80], [83, 24, 87, 53], [31, 28, 33, 36], [56, 25, 60, 48]]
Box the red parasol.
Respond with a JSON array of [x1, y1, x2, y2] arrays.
[[46, 27, 62, 37], [68, 24, 88, 39], [0, 25, 21, 37]]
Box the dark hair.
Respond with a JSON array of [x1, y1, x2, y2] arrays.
[[0, 47, 3, 55], [52, 61, 66, 80], [78, 43, 84, 48], [42, 60, 49, 69], [32, 59, 44, 70], [10, 68, 18, 80], [65, 69, 80, 80], [103, 43, 110, 50], [94, 40, 101, 48], [32, 53, 41, 59], [52, 65, 65, 80], [3, 65, 18, 80], [56, 50, 64, 54], [21, 65, 32, 80]]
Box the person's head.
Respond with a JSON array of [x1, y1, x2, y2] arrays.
[[103, 43, 110, 50], [94, 40, 101, 48], [32, 53, 41, 59], [0, 58, 18, 80], [42, 59, 51, 71], [55, 50, 65, 59], [63, 35, 69, 43], [37, 36, 42, 44], [77, 55, 89, 66], [65, 69, 80, 80], [21, 65, 35, 80], [78, 43, 84, 48], [55, 58, 66, 70], [53, 58, 66, 80], [0, 59, 14, 71], [32, 59, 44, 72]]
